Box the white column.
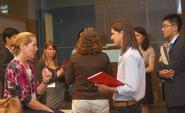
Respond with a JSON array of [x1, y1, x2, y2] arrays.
[[44, 12, 54, 41]]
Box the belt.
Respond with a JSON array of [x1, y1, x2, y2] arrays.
[[113, 100, 137, 107]]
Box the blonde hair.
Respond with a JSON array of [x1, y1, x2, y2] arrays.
[[13, 32, 36, 55]]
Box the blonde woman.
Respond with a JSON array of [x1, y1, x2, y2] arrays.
[[4, 32, 63, 113]]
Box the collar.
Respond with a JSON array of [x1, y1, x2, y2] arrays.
[[5, 45, 13, 54], [169, 34, 179, 45]]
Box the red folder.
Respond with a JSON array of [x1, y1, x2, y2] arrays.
[[88, 72, 124, 87]]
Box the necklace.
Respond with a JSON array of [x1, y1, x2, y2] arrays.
[[15, 56, 29, 69]]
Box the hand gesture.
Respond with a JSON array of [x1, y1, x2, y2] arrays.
[[159, 69, 175, 79], [56, 66, 65, 78], [42, 67, 52, 83]]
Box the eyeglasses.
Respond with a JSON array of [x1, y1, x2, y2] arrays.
[[161, 24, 174, 29]]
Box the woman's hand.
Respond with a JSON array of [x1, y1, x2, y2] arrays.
[[37, 68, 52, 95], [42, 67, 52, 84], [56, 66, 65, 78], [27, 98, 54, 113], [95, 84, 116, 94]]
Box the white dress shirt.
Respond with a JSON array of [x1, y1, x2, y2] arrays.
[[169, 34, 179, 48], [113, 47, 145, 101]]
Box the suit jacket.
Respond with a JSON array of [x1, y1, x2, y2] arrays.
[[159, 36, 185, 107], [0, 46, 14, 83]]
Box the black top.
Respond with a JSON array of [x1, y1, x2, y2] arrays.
[[36, 59, 65, 85], [0, 46, 14, 82]]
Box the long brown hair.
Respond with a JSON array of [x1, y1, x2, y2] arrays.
[[41, 41, 58, 67], [111, 18, 139, 55], [75, 27, 102, 55]]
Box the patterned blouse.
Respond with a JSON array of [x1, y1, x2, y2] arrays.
[[4, 58, 40, 106]]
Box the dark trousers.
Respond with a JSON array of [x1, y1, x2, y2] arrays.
[[115, 102, 141, 113], [168, 106, 185, 113]]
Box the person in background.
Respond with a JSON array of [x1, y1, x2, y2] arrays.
[[36, 41, 65, 109], [71, 28, 85, 54], [159, 13, 185, 113], [0, 27, 19, 98], [65, 27, 112, 113], [4, 32, 63, 113], [134, 27, 156, 113], [96, 18, 145, 113]]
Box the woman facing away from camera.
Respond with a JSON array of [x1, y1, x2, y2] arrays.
[[65, 27, 112, 113], [36, 41, 65, 109], [96, 18, 145, 113], [4, 32, 63, 113], [135, 27, 156, 113]]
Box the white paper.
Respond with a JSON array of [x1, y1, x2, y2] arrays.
[[160, 46, 169, 65], [47, 82, 55, 88]]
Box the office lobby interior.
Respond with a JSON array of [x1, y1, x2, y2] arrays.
[[0, 0, 185, 113]]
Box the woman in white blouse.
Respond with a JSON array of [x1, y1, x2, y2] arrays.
[[96, 18, 145, 113]]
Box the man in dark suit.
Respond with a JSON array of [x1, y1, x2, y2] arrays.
[[159, 14, 185, 113], [0, 28, 19, 98]]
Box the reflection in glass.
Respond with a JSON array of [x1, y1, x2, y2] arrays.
[[0, 4, 8, 14]]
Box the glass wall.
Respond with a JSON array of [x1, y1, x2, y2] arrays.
[[0, 0, 8, 14], [36, 0, 95, 62]]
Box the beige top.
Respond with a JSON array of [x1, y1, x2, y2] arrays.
[[139, 46, 155, 66]]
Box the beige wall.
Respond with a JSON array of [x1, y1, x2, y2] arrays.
[[0, 14, 26, 32], [7, 0, 28, 18], [0, 14, 26, 49], [2, 0, 37, 33]]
